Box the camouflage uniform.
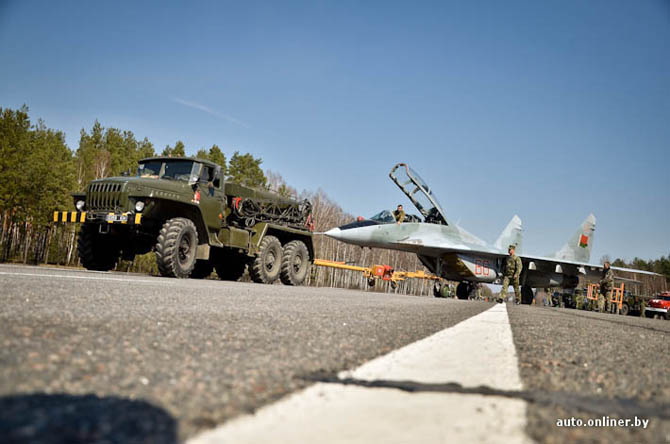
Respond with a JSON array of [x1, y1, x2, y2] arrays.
[[501, 249, 523, 303], [393, 209, 405, 223], [575, 289, 584, 310], [599, 267, 614, 313]]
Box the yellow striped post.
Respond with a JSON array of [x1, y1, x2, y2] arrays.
[[53, 211, 59, 222], [134, 214, 142, 224], [80, 212, 86, 223]]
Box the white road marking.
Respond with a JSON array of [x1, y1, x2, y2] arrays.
[[188, 303, 530, 444], [0, 271, 170, 285]]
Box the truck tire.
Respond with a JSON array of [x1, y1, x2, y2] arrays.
[[249, 235, 282, 284], [190, 260, 214, 279], [77, 224, 120, 271], [155, 218, 198, 278], [280, 240, 310, 286], [620, 303, 629, 316], [215, 257, 247, 281]]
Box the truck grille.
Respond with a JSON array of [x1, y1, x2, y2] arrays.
[[86, 182, 127, 211]]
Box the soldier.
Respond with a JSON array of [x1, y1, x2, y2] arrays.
[[575, 289, 584, 310], [545, 288, 553, 307], [499, 245, 523, 304], [393, 204, 405, 224], [599, 261, 614, 313]]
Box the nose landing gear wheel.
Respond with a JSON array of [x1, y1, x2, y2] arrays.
[[521, 285, 534, 304], [456, 282, 471, 300]]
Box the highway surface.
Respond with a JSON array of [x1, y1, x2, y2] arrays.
[[0, 263, 668, 443]]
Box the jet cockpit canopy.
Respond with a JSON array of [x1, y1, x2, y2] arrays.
[[370, 210, 421, 224], [389, 163, 448, 225]]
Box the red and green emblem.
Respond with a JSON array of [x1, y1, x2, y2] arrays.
[[579, 234, 589, 248]]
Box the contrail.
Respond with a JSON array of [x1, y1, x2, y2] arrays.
[[171, 97, 251, 129]]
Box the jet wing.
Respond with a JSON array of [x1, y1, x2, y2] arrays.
[[394, 230, 660, 278], [390, 230, 504, 260], [519, 253, 661, 277]]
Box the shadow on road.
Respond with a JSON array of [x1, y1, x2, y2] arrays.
[[0, 393, 177, 444]]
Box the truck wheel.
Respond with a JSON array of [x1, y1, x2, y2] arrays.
[[280, 240, 310, 286], [190, 260, 214, 279], [77, 224, 120, 271], [215, 258, 247, 281], [249, 235, 282, 284], [620, 303, 629, 316], [155, 218, 198, 278]]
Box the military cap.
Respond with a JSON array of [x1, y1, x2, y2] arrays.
[[508, 244, 516, 250]]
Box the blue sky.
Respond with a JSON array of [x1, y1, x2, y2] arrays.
[[1, 0, 668, 261]]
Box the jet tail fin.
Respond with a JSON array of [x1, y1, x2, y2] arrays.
[[549, 214, 596, 263], [494, 215, 523, 254]]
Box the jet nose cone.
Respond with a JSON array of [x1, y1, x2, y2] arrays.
[[324, 227, 342, 240]]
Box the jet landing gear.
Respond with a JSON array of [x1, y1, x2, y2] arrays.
[[456, 282, 473, 300], [521, 285, 534, 304]]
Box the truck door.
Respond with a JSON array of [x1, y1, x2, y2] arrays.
[[197, 165, 225, 231]]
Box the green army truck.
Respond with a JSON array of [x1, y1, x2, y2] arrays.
[[619, 291, 649, 317], [55, 157, 314, 285]]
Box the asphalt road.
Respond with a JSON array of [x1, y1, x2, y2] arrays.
[[1, 263, 668, 443], [0, 264, 489, 442], [508, 304, 670, 444]]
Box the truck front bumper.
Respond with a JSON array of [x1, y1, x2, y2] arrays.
[[54, 211, 143, 225], [644, 307, 668, 314]]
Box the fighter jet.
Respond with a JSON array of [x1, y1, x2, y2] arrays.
[[325, 163, 657, 302]]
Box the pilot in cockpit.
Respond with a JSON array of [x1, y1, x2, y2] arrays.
[[393, 205, 405, 224]]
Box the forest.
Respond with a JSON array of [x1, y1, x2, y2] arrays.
[[1, 106, 667, 297]]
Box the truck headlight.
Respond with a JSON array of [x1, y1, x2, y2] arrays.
[[135, 201, 145, 212], [76, 200, 85, 211]]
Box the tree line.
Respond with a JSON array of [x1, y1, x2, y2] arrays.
[[607, 255, 670, 295]]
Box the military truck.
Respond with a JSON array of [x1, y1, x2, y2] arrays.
[[55, 157, 314, 285], [619, 291, 649, 317]]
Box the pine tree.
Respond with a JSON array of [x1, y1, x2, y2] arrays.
[[208, 144, 227, 176], [227, 151, 266, 187], [162, 140, 186, 157]]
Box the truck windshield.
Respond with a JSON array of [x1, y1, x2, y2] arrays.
[[137, 160, 200, 183]]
